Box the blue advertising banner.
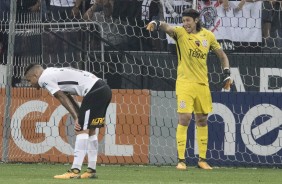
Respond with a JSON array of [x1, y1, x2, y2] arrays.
[[186, 92, 282, 167]]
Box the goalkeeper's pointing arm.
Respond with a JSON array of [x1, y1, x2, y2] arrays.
[[146, 20, 175, 38]]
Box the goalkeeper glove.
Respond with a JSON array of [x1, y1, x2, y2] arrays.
[[146, 20, 161, 32], [221, 68, 233, 90]]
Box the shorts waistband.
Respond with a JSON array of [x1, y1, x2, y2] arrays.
[[90, 79, 106, 92]]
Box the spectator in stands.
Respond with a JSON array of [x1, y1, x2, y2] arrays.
[[83, 0, 127, 89], [221, 0, 230, 11], [262, 0, 282, 50], [217, 0, 248, 11], [29, 0, 41, 12], [48, 0, 74, 21], [42, 0, 81, 68], [83, 0, 140, 51], [234, 0, 246, 12], [71, 0, 94, 19], [262, 0, 274, 42], [82, 0, 117, 51], [231, 0, 258, 12], [18, 0, 49, 21], [83, 0, 114, 19], [0, 0, 41, 22], [112, 0, 143, 51], [17, 0, 41, 19]]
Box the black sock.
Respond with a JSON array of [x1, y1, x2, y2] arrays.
[[178, 158, 185, 163], [87, 167, 96, 173]]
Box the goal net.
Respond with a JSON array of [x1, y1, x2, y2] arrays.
[[0, 0, 282, 167]]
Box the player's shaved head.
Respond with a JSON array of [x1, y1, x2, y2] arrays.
[[24, 63, 43, 76], [24, 63, 44, 89]]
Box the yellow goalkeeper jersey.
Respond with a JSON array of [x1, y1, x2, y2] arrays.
[[172, 27, 221, 86]]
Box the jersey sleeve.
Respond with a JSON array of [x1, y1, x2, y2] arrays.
[[170, 26, 185, 41], [209, 31, 221, 51], [38, 74, 60, 95]]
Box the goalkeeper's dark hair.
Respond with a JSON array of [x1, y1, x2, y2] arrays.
[[182, 8, 202, 32], [24, 63, 41, 76]]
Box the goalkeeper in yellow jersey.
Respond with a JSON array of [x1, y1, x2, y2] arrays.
[[147, 8, 232, 170]]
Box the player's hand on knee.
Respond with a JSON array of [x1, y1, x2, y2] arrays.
[[221, 68, 233, 90], [146, 20, 160, 32], [74, 119, 81, 131]]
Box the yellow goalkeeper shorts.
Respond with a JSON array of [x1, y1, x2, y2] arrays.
[[176, 82, 212, 114]]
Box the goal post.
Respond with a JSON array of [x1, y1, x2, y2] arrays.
[[0, 0, 282, 167]]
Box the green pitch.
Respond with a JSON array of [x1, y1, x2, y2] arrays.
[[0, 163, 281, 184]]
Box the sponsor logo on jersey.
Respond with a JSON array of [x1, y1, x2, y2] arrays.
[[188, 48, 207, 59]]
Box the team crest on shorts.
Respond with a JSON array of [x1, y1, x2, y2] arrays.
[[179, 100, 186, 109]]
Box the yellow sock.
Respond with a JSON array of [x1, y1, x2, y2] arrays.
[[197, 125, 208, 159], [176, 124, 188, 160]]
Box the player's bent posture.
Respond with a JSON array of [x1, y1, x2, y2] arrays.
[[24, 64, 112, 179], [147, 8, 232, 170]]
